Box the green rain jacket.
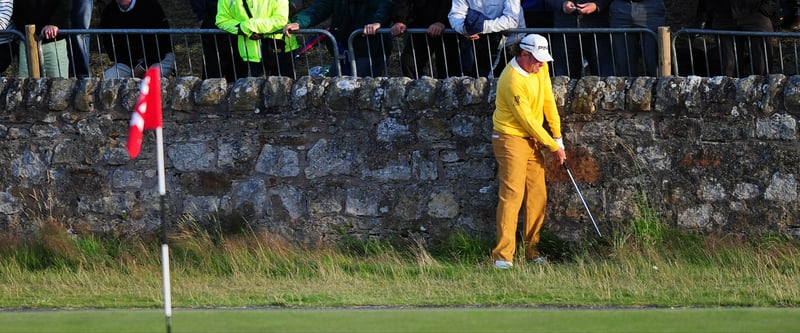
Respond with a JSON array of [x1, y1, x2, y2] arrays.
[[216, 0, 298, 62]]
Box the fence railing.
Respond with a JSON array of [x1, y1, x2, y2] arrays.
[[8, 26, 800, 80], [672, 28, 800, 77]]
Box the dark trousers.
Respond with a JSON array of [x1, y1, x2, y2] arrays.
[[609, 0, 666, 76], [0, 42, 13, 74], [247, 39, 296, 78], [400, 32, 462, 79], [202, 33, 248, 81], [458, 32, 507, 78], [551, 33, 613, 78]]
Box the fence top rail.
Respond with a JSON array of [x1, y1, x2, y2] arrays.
[[0, 29, 26, 39], [55, 28, 335, 36], [673, 28, 800, 38]]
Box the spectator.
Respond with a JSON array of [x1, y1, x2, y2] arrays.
[[0, 0, 13, 75], [608, 0, 665, 77], [69, 0, 92, 78], [12, 0, 72, 78], [216, 0, 297, 78], [729, 0, 780, 76], [780, 0, 800, 30], [522, 0, 554, 28], [100, 0, 175, 79], [546, 1, 612, 78], [491, 34, 565, 269], [390, 0, 461, 78], [283, 0, 392, 77], [696, 0, 738, 76], [191, 0, 247, 81], [448, 0, 525, 78]]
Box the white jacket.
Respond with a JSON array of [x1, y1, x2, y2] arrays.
[[448, 0, 524, 35]]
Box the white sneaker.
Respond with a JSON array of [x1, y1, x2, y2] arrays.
[[494, 260, 513, 269]]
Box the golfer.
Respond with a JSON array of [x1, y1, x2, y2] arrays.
[[491, 34, 566, 269]]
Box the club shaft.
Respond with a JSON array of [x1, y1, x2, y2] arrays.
[[565, 165, 602, 237]]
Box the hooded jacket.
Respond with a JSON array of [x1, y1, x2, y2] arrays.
[[216, 0, 298, 62]]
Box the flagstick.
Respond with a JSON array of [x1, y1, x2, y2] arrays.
[[156, 128, 172, 333]]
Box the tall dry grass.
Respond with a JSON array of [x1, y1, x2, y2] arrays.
[[0, 217, 798, 309]]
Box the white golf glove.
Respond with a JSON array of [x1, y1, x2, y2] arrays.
[[555, 137, 565, 150]]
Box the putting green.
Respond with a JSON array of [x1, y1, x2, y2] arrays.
[[0, 307, 798, 333]]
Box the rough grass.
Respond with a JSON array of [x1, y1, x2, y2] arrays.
[[0, 218, 798, 309]]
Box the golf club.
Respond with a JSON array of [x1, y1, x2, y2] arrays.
[[563, 162, 602, 237]]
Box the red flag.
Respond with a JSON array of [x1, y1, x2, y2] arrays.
[[127, 67, 163, 159]]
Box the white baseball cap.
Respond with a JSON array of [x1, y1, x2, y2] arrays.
[[519, 34, 553, 62]]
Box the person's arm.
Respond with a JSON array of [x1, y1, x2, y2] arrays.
[[482, 0, 521, 33], [0, 0, 12, 30], [540, 63, 562, 146], [291, 0, 334, 29], [448, 0, 469, 35], [245, 0, 289, 35], [216, 0, 243, 35]]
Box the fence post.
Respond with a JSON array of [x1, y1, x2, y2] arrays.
[[658, 26, 671, 77], [24, 25, 41, 78]]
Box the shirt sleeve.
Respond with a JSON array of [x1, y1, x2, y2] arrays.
[[482, 0, 521, 33], [448, 0, 469, 34]]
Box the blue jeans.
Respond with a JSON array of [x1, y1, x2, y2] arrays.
[[70, 0, 92, 78]]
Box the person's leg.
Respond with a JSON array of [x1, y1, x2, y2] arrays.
[[435, 33, 463, 78], [491, 133, 532, 263], [634, 0, 666, 76], [70, 0, 92, 78], [736, 13, 774, 75], [609, 1, 634, 76], [0, 42, 13, 74], [551, 34, 583, 78], [401, 33, 433, 79], [522, 144, 546, 261], [102, 63, 133, 79], [586, 32, 614, 77], [262, 39, 296, 78]]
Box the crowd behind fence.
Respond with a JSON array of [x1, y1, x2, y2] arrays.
[[3, 26, 800, 80]]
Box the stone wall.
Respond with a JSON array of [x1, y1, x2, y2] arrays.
[[0, 74, 798, 245]]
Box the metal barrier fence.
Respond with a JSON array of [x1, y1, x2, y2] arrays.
[[23, 28, 338, 80], [0, 29, 24, 77], [346, 27, 660, 78], [10, 26, 800, 79], [672, 28, 800, 77]]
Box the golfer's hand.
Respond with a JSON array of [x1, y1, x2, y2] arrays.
[[553, 148, 567, 165], [283, 23, 300, 37]]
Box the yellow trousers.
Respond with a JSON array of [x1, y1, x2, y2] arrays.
[[491, 133, 547, 262]]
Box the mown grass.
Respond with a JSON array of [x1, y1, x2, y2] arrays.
[[0, 217, 798, 309]]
